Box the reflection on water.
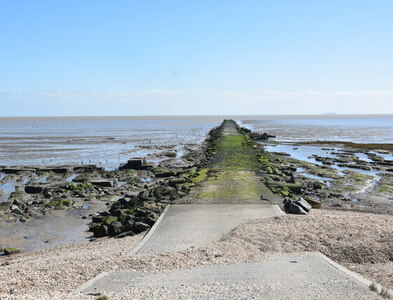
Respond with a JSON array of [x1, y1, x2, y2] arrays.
[[243, 116, 393, 143], [66, 174, 78, 182], [265, 144, 382, 178], [296, 167, 333, 186], [0, 117, 221, 169], [0, 180, 16, 201], [265, 144, 337, 165]]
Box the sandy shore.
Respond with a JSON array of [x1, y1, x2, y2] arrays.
[[0, 209, 392, 299]]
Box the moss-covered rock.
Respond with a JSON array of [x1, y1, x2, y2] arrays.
[[4, 247, 21, 255]]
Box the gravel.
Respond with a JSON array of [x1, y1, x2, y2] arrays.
[[1, 209, 392, 299]]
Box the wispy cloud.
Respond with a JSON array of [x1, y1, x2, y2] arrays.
[[1, 89, 393, 116]]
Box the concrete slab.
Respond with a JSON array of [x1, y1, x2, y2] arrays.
[[78, 252, 381, 299], [132, 204, 282, 254]]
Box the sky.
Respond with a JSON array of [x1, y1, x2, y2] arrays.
[[1, 0, 393, 116]]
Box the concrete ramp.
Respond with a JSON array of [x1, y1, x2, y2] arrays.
[[77, 252, 382, 299], [132, 204, 283, 254]]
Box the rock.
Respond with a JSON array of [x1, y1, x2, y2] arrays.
[[142, 216, 156, 226], [92, 225, 109, 238], [25, 185, 44, 194], [152, 185, 179, 200], [132, 222, 150, 233], [161, 151, 177, 157], [2, 168, 35, 174], [119, 158, 146, 170], [283, 199, 308, 215], [115, 231, 135, 238], [10, 205, 23, 215], [289, 202, 308, 215], [4, 247, 21, 255], [89, 179, 115, 187], [108, 221, 124, 236], [250, 132, 274, 140], [295, 197, 312, 212], [305, 198, 322, 209], [36, 167, 73, 174]]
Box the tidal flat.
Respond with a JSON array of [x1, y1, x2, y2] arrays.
[[0, 116, 393, 298]]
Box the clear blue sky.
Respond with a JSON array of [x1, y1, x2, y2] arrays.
[[1, 0, 393, 116]]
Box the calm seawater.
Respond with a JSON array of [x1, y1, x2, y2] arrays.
[[241, 115, 393, 143], [0, 115, 392, 168], [0, 116, 222, 169]]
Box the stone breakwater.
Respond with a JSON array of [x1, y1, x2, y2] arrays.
[[2, 119, 393, 254]]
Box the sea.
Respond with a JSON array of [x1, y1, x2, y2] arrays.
[[1, 115, 393, 169]]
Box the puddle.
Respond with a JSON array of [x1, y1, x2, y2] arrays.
[[0, 172, 5, 181], [0, 180, 16, 201], [36, 176, 48, 183], [66, 174, 79, 182], [354, 153, 373, 163], [265, 144, 383, 178], [117, 181, 127, 187], [140, 177, 153, 183], [371, 151, 393, 161], [388, 199, 393, 203], [296, 168, 333, 186]]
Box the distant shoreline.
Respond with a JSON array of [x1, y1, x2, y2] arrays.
[[1, 114, 393, 121]]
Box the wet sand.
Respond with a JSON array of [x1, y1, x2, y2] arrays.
[[0, 200, 106, 252]]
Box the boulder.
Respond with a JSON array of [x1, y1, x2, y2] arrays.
[[141, 216, 156, 226], [120, 158, 146, 170], [92, 225, 109, 238], [4, 247, 21, 255], [10, 205, 23, 215], [295, 197, 312, 212], [305, 198, 321, 209], [89, 179, 115, 187], [152, 185, 179, 200], [163, 152, 177, 157], [2, 168, 35, 174], [108, 221, 124, 236], [289, 202, 308, 215], [132, 222, 150, 233], [25, 185, 44, 194], [36, 167, 73, 174], [283, 199, 308, 215], [115, 231, 135, 238]]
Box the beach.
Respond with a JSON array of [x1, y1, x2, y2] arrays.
[[1, 116, 393, 298]]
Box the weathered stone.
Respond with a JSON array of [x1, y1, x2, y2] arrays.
[[115, 231, 135, 238], [92, 225, 109, 238], [4, 247, 21, 255], [289, 202, 308, 214], [305, 198, 322, 209], [295, 197, 312, 212], [36, 167, 73, 174], [142, 216, 156, 226], [132, 222, 150, 233], [283, 199, 308, 215], [120, 158, 146, 170], [2, 168, 35, 174], [152, 185, 179, 200], [10, 205, 23, 215], [89, 179, 115, 187], [108, 221, 124, 236], [25, 185, 44, 194]]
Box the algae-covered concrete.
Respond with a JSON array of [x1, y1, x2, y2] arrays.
[[181, 119, 281, 204]]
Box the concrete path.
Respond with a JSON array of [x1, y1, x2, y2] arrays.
[[78, 252, 381, 299], [132, 204, 282, 254], [76, 120, 386, 299]]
